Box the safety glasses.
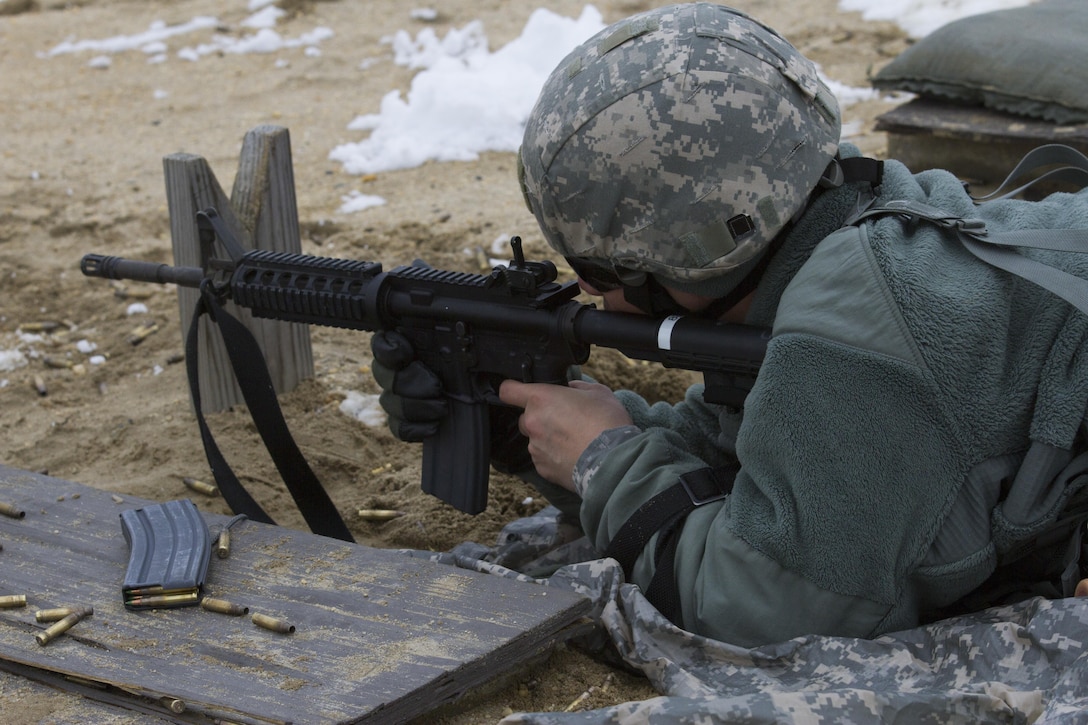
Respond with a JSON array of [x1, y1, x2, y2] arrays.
[[564, 256, 647, 292], [565, 256, 700, 317]]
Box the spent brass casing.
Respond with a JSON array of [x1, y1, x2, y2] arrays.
[[0, 594, 28, 609], [35, 611, 84, 646], [160, 697, 186, 714], [36, 606, 93, 623], [126, 592, 199, 607], [356, 509, 405, 522], [126, 323, 159, 345], [20, 321, 62, 333], [252, 613, 295, 634], [0, 502, 26, 519], [182, 477, 219, 497], [216, 529, 231, 559], [201, 597, 248, 616]]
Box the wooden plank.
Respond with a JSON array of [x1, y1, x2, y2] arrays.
[[875, 97, 1088, 188], [0, 466, 591, 724], [162, 125, 314, 413], [163, 151, 251, 413], [229, 125, 314, 395], [0, 660, 177, 723]]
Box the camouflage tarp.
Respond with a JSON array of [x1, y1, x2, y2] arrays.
[[410, 508, 1088, 724]]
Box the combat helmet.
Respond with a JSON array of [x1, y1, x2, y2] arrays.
[[518, 3, 842, 302]]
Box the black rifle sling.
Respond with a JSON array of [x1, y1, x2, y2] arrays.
[[604, 465, 737, 627], [186, 283, 354, 542]]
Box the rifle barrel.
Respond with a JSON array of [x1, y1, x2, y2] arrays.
[[80, 254, 206, 288], [573, 307, 768, 374]]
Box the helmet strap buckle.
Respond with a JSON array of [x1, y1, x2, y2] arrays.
[[818, 158, 845, 190]]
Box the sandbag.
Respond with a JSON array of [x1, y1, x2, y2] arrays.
[[871, 0, 1088, 124]]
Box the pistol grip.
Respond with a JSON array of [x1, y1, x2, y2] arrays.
[[422, 398, 490, 515]]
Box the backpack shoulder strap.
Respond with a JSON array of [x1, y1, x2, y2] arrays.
[[972, 143, 1088, 202], [845, 144, 1088, 317]]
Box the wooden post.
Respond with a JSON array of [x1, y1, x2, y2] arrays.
[[163, 125, 314, 413]]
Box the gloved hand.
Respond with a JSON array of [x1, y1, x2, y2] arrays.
[[370, 330, 448, 442]]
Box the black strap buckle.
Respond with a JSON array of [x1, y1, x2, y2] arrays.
[[678, 466, 736, 506]]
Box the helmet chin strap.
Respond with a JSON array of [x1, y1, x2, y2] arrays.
[[621, 277, 692, 317]]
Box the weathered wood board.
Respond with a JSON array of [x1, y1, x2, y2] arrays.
[[875, 97, 1088, 189], [0, 466, 592, 724], [164, 124, 315, 414]]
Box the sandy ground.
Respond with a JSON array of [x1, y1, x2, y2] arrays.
[[0, 0, 910, 721]]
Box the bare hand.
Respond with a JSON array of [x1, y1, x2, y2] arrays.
[[498, 379, 633, 491], [1077, 579, 1088, 598]]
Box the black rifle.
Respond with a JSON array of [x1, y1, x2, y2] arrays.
[[81, 208, 768, 536]]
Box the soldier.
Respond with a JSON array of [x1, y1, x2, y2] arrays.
[[373, 3, 1088, 645]]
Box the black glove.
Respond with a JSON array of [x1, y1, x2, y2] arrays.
[[370, 330, 448, 442]]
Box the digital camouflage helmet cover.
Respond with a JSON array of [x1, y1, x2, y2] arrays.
[[519, 3, 842, 297]]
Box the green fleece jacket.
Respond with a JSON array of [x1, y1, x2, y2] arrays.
[[574, 149, 1088, 647]]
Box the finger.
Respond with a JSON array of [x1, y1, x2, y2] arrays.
[[370, 330, 415, 368], [392, 361, 444, 398], [401, 397, 448, 421], [387, 415, 440, 442], [379, 391, 448, 423], [498, 379, 531, 408], [372, 358, 396, 391]]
